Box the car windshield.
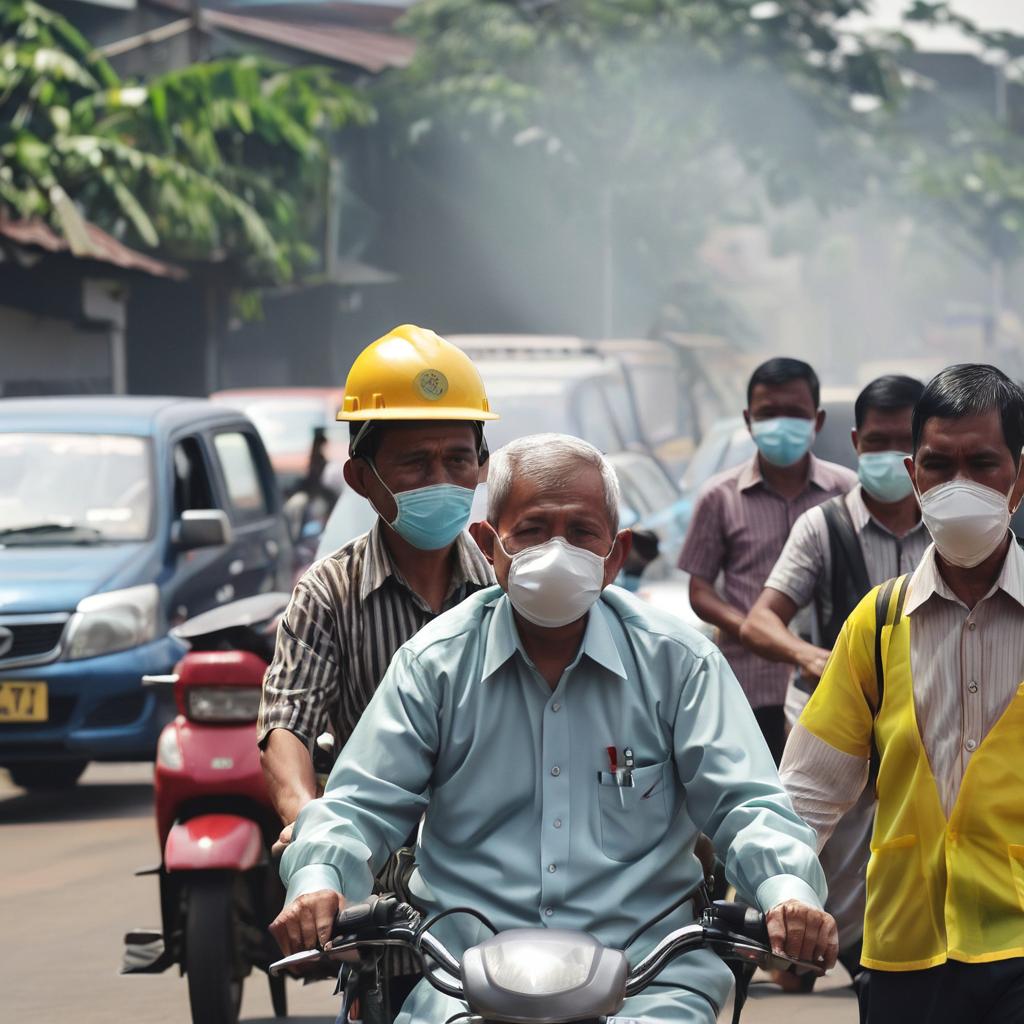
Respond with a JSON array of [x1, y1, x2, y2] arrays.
[[224, 398, 333, 455], [0, 432, 152, 541]]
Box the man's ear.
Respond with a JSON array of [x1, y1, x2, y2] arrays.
[[1010, 457, 1024, 514], [904, 455, 918, 494], [343, 457, 370, 498], [743, 409, 751, 432], [469, 520, 496, 563], [815, 408, 826, 433], [603, 529, 633, 587], [851, 428, 859, 455]]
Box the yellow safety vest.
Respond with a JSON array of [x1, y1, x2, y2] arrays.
[[802, 579, 1024, 972]]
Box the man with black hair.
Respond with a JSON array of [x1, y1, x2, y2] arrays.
[[679, 357, 856, 762], [781, 363, 1024, 1024], [740, 374, 929, 1003]]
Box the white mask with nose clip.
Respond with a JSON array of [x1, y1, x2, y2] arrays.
[[494, 532, 611, 628]]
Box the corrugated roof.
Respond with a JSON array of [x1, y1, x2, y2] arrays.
[[0, 215, 186, 280], [203, 6, 415, 71]]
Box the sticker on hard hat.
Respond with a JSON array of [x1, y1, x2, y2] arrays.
[[415, 369, 449, 401]]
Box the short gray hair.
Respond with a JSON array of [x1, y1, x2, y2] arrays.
[[487, 434, 620, 531]]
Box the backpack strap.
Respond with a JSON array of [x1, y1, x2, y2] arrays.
[[820, 495, 872, 653], [869, 574, 909, 783]]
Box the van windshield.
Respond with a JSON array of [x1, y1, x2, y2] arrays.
[[0, 433, 152, 542]]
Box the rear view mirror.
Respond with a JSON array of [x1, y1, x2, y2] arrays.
[[173, 509, 233, 550]]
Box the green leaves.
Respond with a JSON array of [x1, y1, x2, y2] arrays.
[[0, 1, 373, 283]]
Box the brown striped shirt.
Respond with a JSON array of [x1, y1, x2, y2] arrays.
[[678, 453, 857, 707], [257, 522, 494, 750]]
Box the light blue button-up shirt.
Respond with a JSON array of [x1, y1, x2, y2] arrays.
[[283, 585, 826, 1014]]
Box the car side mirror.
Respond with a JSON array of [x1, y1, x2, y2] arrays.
[[173, 509, 233, 550]]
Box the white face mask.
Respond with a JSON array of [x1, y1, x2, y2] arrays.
[[496, 534, 611, 628], [917, 478, 1016, 569]]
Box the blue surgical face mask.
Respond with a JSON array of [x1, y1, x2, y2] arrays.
[[749, 416, 816, 468], [858, 451, 914, 504], [369, 464, 475, 550]]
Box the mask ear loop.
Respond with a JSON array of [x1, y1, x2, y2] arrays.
[[365, 459, 400, 529]]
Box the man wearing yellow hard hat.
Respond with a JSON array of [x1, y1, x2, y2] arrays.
[[257, 324, 498, 1005]]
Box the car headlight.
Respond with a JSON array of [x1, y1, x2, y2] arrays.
[[482, 937, 595, 996], [185, 686, 261, 723], [65, 584, 160, 661]]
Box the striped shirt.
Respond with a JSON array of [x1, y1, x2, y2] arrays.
[[258, 522, 494, 750], [782, 537, 1024, 838], [678, 454, 857, 708], [765, 485, 930, 638]]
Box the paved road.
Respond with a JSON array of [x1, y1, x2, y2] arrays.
[[0, 763, 857, 1024]]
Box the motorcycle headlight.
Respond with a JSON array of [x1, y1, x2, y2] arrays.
[[185, 686, 261, 723], [482, 937, 596, 996], [65, 584, 160, 661]]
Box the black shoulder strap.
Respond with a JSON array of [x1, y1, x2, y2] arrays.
[[869, 574, 909, 783], [823, 494, 871, 598]]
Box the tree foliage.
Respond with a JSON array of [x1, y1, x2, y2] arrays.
[[0, 1, 373, 281], [380, 0, 1024, 336]]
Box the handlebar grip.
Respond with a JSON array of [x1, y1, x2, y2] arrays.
[[711, 901, 769, 944], [331, 895, 399, 938]]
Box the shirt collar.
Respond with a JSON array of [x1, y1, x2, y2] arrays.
[[904, 538, 1024, 616], [849, 485, 927, 539], [481, 593, 628, 683], [738, 452, 830, 493], [359, 521, 493, 602]]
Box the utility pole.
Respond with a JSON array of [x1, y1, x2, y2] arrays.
[[188, 0, 202, 63]]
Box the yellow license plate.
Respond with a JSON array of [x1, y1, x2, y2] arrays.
[[0, 682, 48, 722]]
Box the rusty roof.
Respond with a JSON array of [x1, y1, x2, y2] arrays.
[[0, 215, 186, 280], [202, 6, 415, 72]]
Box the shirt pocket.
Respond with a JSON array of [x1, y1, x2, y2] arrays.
[[597, 759, 672, 863]]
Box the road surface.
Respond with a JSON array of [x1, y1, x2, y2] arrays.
[[0, 763, 858, 1023]]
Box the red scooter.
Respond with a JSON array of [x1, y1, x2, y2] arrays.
[[122, 592, 292, 1024]]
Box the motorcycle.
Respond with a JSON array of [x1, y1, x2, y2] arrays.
[[121, 592, 292, 1024], [270, 894, 824, 1024]]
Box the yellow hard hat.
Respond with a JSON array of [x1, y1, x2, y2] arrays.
[[338, 324, 498, 423]]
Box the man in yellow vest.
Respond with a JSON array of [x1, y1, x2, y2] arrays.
[[779, 363, 1024, 1024]]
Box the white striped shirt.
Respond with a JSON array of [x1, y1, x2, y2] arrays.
[[781, 537, 1024, 841]]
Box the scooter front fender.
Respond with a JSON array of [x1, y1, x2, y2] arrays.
[[165, 814, 263, 872]]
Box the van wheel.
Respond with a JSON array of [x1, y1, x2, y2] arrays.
[[9, 759, 87, 790], [186, 874, 244, 1024]]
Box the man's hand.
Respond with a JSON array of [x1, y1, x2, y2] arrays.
[[797, 646, 832, 681], [765, 901, 839, 970], [271, 821, 294, 862], [270, 889, 345, 956]]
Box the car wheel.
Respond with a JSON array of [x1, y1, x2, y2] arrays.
[[186, 874, 244, 1024], [9, 759, 88, 790]]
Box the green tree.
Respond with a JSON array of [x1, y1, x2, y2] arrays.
[[378, 0, 910, 337], [0, 0, 373, 281]]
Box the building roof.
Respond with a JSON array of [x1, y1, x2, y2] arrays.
[[0, 396, 246, 435], [0, 215, 185, 280], [203, 6, 414, 71], [146, 0, 415, 72]]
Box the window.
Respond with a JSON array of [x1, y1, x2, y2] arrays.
[[0, 432, 152, 541], [214, 432, 269, 517], [173, 437, 215, 517]]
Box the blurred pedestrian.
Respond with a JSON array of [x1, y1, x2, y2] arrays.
[[741, 374, 928, 1007], [258, 324, 498, 1008], [781, 364, 1024, 1024], [678, 357, 856, 762]]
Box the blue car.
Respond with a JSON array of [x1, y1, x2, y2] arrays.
[[0, 397, 293, 789]]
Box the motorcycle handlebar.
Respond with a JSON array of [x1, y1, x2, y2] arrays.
[[271, 898, 822, 993]]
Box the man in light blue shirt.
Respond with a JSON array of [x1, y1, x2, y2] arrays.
[[272, 434, 837, 1023]]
